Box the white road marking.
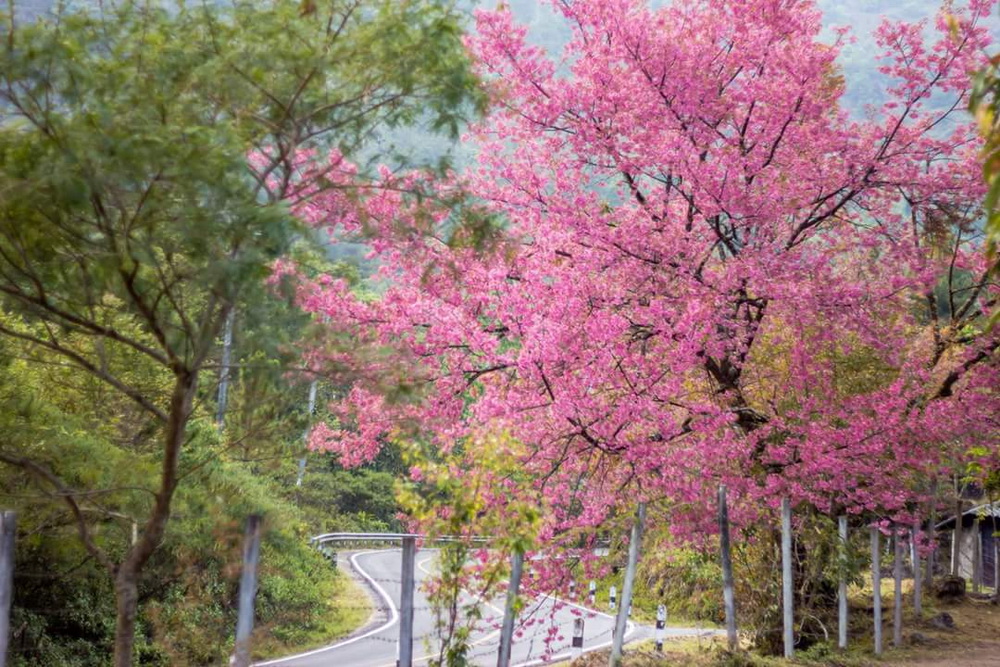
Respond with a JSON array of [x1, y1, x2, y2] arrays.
[[372, 555, 504, 666], [253, 550, 399, 666], [255, 549, 645, 667]]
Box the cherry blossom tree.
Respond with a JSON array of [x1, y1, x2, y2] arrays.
[[290, 0, 1000, 556]]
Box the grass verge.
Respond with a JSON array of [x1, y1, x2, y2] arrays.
[[253, 566, 373, 661]]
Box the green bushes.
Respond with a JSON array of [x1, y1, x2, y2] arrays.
[[8, 442, 352, 666]]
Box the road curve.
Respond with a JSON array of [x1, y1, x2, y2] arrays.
[[255, 548, 712, 666]]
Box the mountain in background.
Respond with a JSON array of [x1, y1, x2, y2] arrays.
[[11, 0, 987, 153]]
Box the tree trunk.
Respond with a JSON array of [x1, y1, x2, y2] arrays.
[[111, 370, 197, 667], [113, 570, 140, 667]]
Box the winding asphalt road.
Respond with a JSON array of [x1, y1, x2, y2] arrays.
[[255, 549, 713, 666]]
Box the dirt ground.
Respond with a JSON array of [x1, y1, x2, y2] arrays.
[[901, 646, 1000, 666], [571, 595, 1000, 666], [885, 595, 1000, 667]]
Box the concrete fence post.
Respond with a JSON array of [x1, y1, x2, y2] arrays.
[[871, 527, 883, 656], [215, 309, 235, 428], [719, 485, 738, 651], [781, 498, 794, 659], [837, 516, 848, 650], [994, 539, 999, 597], [497, 549, 524, 667], [233, 514, 263, 667], [925, 489, 937, 587], [295, 379, 319, 487], [893, 530, 903, 648], [972, 519, 983, 594], [610, 502, 645, 667], [911, 524, 922, 617], [399, 536, 416, 667]]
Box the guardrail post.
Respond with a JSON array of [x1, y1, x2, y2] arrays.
[[610, 502, 646, 667], [233, 514, 263, 667], [399, 536, 416, 667], [0, 511, 16, 667], [497, 549, 524, 667]]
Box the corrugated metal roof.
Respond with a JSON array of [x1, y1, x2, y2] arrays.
[[935, 501, 1000, 530]]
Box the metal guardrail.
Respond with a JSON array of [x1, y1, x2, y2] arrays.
[[309, 532, 611, 548], [309, 532, 490, 547]]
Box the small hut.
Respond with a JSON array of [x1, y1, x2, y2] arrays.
[[935, 502, 999, 590]]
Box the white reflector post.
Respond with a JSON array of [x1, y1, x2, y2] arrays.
[[571, 617, 585, 659], [655, 604, 667, 652]]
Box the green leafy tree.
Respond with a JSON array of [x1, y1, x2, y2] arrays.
[[0, 1, 480, 664], [972, 42, 1000, 322]]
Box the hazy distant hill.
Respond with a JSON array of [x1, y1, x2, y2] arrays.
[[13, 1, 976, 113], [10, 1, 996, 163]]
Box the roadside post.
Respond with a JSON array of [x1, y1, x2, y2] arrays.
[[497, 549, 524, 667], [571, 618, 585, 660], [399, 536, 416, 667], [655, 604, 666, 652], [233, 515, 263, 667]]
